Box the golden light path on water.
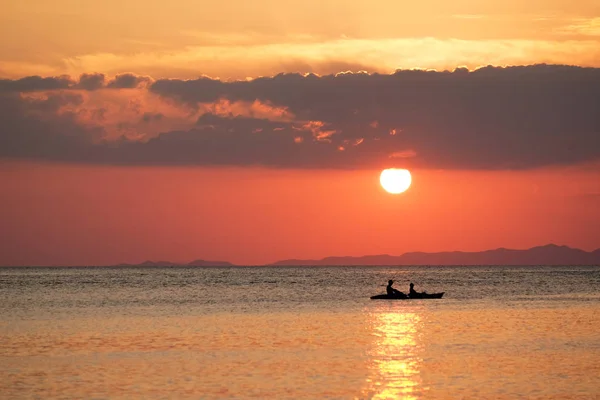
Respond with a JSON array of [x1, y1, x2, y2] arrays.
[[363, 309, 425, 399]]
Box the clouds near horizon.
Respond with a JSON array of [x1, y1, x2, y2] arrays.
[[1, 65, 599, 170]]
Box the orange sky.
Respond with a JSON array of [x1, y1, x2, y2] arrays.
[[1, 0, 600, 79], [1, 161, 598, 265], [1, 1, 599, 265]]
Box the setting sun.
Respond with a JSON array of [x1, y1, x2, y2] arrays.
[[380, 169, 412, 194]]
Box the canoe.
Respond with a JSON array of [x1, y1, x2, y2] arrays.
[[370, 292, 445, 300]]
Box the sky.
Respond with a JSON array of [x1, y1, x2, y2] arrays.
[[1, 0, 599, 265]]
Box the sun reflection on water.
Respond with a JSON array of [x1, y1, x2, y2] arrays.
[[363, 309, 425, 400]]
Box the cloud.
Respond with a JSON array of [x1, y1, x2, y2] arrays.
[[0, 73, 151, 92], [0, 93, 101, 161], [558, 18, 600, 37], [1, 64, 599, 170], [4, 34, 600, 82], [0, 75, 74, 92], [76, 73, 105, 91], [148, 64, 600, 169], [141, 112, 164, 123], [107, 73, 153, 89]]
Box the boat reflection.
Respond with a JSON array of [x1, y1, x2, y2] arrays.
[[363, 308, 424, 400]]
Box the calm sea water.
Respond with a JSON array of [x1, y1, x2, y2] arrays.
[[1, 266, 599, 399]]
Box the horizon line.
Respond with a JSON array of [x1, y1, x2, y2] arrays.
[[3, 243, 600, 268]]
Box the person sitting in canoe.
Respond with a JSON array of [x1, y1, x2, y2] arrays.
[[409, 282, 425, 297], [386, 280, 406, 297]]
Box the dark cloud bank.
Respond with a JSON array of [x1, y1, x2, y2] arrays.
[[1, 64, 599, 170], [0, 73, 151, 92]]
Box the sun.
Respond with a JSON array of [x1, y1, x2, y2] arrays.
[[380, 169, 412, 194]]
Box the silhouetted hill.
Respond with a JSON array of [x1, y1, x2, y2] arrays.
[[187, 259, 235, 267], [270, 244, 600, 266], [116, 259, 234, 267]]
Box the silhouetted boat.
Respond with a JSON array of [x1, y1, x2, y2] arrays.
[[370, 292, 445, 300]]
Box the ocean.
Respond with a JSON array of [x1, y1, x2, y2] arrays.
[[1, 265, 599, 399]]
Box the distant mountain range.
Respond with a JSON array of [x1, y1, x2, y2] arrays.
[[113, 245, 600, 267], [269, 244, 600, 266], [115, 259, 234, 267]]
